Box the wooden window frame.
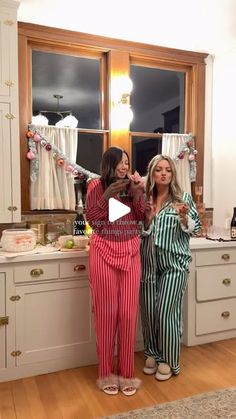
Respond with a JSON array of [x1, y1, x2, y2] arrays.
[[18, 22, 207, 211]]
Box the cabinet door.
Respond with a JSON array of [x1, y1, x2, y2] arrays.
[[0, 273, 6, 369], [15, 279, 97, 367], [0, 103, 13, 223], [0, 10, 11, 97]]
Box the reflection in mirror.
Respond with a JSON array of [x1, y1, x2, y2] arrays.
[[130, 65, 185, 133]]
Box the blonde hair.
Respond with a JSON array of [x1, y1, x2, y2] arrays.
[[145, 154, 183, 202]]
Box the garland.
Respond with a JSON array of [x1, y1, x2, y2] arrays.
[[174, 133, 197, 182], [26, 126, 99, 182]]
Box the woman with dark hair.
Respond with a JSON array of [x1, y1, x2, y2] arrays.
[[86, 146, 145, 396], [140, 155, 201, 381]]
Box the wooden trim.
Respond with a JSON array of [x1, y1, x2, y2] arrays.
[[18, 22, 208, 64], [18, 22, 207, 210]]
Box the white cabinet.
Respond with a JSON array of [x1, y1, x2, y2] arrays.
[[183, 245, 236, 346], [0, 253, 98, 382], [0, 0, 21, 223], [14, 258, 97, 368], [0, 273, 7, 370]]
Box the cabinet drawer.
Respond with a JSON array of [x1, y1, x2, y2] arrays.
[[60, 258, 88, 279], [196, 265, 236, 301], [196, 298, 236, 335], [195, 248, 236, 266], [14, 263, 59, 283]]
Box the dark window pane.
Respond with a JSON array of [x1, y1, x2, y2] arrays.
[[132, 136, 162, 177], [32, 50, 101, 129], [130, 65, 185, 134], [76, 132, 103, 174]]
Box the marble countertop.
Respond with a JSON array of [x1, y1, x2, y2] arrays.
[[0, 238, 236, 264]]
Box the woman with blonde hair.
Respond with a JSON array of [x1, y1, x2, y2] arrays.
[[140, 154, 201, 380]]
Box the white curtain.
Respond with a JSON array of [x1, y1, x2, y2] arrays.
[[30, 126, 78, 210], [162, 133, 191, 194]]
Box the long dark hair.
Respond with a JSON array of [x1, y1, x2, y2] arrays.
[[100, 147, 130, 190]]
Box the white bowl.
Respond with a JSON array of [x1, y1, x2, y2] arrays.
[[57, 235, 73, 248]]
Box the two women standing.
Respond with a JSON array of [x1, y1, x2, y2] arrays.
[[86, 148, 200, 395]]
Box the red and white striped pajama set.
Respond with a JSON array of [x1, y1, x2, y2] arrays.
[[86, 179, 145, 382]]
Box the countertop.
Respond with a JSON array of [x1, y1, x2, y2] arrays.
[[0, 238, 236, 264]]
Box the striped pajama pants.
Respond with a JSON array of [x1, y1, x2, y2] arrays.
[[89, 244, 141, 379], [140, 240, 189, 375]]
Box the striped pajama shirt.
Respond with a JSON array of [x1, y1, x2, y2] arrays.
[[86, 179, 145, 380], [140, 192, 201, 375]]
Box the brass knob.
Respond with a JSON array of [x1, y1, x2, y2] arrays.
[[222, 278, 231, 285], [74, 264, 86, 272], [221, 311, 230, 318], [30, 268, 44, 277], [221, 254, 230, 261]]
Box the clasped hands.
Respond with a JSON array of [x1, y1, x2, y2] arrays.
[[103, 171, 144, 201]]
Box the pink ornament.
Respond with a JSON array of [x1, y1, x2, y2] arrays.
[[193, 149, 198, 155], [45, 143, 52, 151], [187, 140, 193, 147], [188, 154, 195, 161], [65, 164, 74, 172], [72, 168, 79, 175], [26, 150, 36, 160], [57, 159, 65, 166], [40, 139, 47, 147], [33, 133, 42, 142]]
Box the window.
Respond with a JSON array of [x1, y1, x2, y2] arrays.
[[18, 22, 207, 211]]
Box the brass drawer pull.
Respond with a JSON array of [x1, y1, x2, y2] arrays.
[[222, 278, 231, 285], [10, 295, 21, 301], [0, 316, 9, 326], [221, 311, 230, 318], [221, 254, 230, 261], [74, 264, 86, 272], [11, 350, 22, 357], [30, 268, 44, 277]]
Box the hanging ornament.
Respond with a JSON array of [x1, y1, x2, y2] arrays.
[[33, 132, 42, 142], [26, 130, 34, 138], [45, 143, 52, 151], [53, 152, 58, 159], [65, 164, 74, 172], [26, 150, 36, 160], [40, 139, 47, 147], [72, 168, 79, 175], [188, 154, 195, 161], [57, 158, 65, 166]]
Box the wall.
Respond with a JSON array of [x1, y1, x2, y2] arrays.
[[211, 46, 236, 227]]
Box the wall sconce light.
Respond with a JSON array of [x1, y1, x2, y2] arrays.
[[111, 76, 134, 129]]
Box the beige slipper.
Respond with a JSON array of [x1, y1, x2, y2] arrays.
[[157, 363, 171, 375], [143, 356, 157, 375]]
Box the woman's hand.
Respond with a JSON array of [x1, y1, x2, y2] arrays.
[[172, 202, 189, 227], [144, 195, 156, 229], [103, 179, 130, 201], [128, 171, 145, 200]]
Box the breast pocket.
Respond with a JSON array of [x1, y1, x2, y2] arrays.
[[157, 212, 178, 250]]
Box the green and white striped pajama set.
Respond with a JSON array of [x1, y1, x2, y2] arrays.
[[140, 192, 201, 375]]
